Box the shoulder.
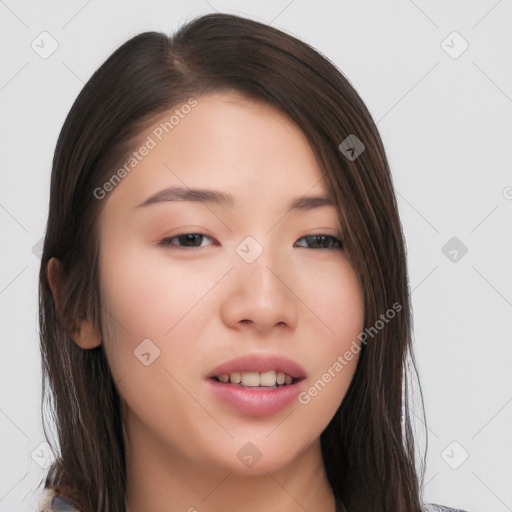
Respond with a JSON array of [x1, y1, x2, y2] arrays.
[[424, 503, 470, 512], [37, 488, 82, 512], [37, 488, 55, 511]]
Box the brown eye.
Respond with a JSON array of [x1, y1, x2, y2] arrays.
[[158, 233, 214, 248], [294, 235, 343, 249]]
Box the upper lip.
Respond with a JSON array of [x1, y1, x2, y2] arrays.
[[207, 353, 307, 380]]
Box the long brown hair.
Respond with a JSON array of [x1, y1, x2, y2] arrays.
[[39, 13, 426, 511]]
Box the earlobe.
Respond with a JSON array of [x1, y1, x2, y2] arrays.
[[46, 257, 102, 349], [69, 319, 102, 349]]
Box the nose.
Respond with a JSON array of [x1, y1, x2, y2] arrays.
[[220, 249, 299, 334]]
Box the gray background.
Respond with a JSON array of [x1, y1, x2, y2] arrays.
[[1, 1, 511, 511]]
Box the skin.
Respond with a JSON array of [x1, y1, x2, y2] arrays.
[[47, 91, 365, 512]]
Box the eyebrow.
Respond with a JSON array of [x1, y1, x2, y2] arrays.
[[135, 187, 336, 212]]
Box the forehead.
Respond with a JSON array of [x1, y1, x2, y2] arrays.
[[100, 91, 335, 216]]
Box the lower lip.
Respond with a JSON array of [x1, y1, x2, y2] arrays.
[[207, 378, 303, 416]]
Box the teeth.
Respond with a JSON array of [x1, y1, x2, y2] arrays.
[[241, 371, 260, 387], [259, 370, 276, 386], [230, 371, 241, 384], [216, 370, 295, 387]]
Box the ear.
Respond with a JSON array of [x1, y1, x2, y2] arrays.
[[46, 257, 102, 349]]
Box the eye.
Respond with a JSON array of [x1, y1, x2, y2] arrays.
[[157, 233, 343, 250], [294, 234, 343, 249], [157, 233, 215, 248]]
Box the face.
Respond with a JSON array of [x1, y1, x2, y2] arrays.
[[97, 91, 365, 476]]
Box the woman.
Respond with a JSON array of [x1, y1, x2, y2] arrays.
[[38, 12, 468, 512]]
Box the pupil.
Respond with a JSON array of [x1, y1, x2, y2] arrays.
[[309, 235, 332, 248], [181, 234, 201, 246]]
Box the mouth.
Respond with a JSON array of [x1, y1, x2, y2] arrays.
[[206, 353, 307, 416], [210, 370, 303, 389]]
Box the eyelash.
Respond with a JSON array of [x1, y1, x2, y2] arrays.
[[157, 233, 343, 250]]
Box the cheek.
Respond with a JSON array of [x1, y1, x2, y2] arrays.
[[296, 259, 364, 417], [296, 335, 362, 431], [97, 243, 214, 437], [304, 256, 365, 341], [97, 237, 212, 382]]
